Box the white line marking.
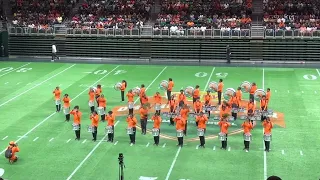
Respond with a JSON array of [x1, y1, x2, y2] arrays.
[[282, 150, 285, 155], [67, 139, 71, 143], [130, 143, 133, 146], [228, 147, 231, 151], [0, 65, 120, 155], [4, 82, 8, 84], [146, 143, 150, 147], [0, 64, 76, 107], [301, 91, 304, 93], [17, 136, 27, 138], [114, 141, 118, 145], [2, 136, 8, 140], [316, 69, 320, 77], [196, 145, 199, 149], [27, 83, 31, 85], [300, 151, 303, 156], [0, 63, 31, 78], [17, 82, 21, 85], [315, 91, 317, 94], [49, 138, 54, 142], [66, 120, 118, 180], [287, 90, 290, 93], [213, 146, 216, 151], [165, 147, 181, 180], [66, 67, 167, 180], [83, 72, 92, 74], [165, 67, 215, 180], [274, 90, 277, 93], [82, 139, 87, 144], [263, 68, 268, 180], [33, 137, 39, 141], [162, 143, 166, 148]]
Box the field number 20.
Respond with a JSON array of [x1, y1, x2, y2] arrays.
[[0, 67, 32, 73], [303, 74, 317, 80]]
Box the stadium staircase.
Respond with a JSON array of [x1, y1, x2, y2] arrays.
[[250, 0, 264, 38]]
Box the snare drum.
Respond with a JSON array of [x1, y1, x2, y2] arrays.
[[128, 102, 134, 109], [218, 133, 226, 141], [155, 103, 161, 111], [97, 107, 105, 115], [189, 113, 196, 118], [267, 110, 273, 117], [244, 133, 252, 141], [239, 115, 247, 120], [63, 107, 70, 115], [264, 134, 272, 141], [205, 106, 212, 112], [55, 99, 61, 105], [88, 101, 94, 107], [152, 128, 159, 136], [197, 128, 204, 136], [127, 128, 133, 135], [72, 123, 79, 131], [232, 108, 239, 113], [106, 126, 113, 134], [176, 130, 184, 137], [87, 125, 93, 133]]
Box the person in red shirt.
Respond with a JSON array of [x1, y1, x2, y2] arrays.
[[97, 94, 107, 121], [105, 111, 115, 142], [229, 93, 240, 120], [249, 82, 257, 102], [120, 80, 127, 102], [193, 85, 200, 103], [139, 105, 149, 135], [88, 88, 95, 113], [95, 84, 102, 106], [127, 114, 137, 145], [242, 118, 253, 152], [203, 91, 212, 118], [196, 112, 208, 148], [168, 95, 177, 126], [152, 113, 162, 146], [178, 89, 187, 108], [139, 84, 146, 105], [127, 89, 134, 114], [53, 86, 61, 112], [263, 117, 273, 152], [217, 79, 224, 105], [218, 115, 231, 150], [70, 105, 82, 140], [153, 92, 162, 114], [90, 111, 99, 142], [174, 115, 186, 147], [63, 94, 71, 121], [167, 78, 174, 102], [5, 141, 20, 164]]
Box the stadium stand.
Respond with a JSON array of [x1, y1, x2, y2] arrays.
[[263, 0, 320, 32], [70, 0, 154, 29], [154, 0, 253, 35], [10, 0, 76, 28]]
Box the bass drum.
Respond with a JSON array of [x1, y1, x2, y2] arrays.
[[184, 86, 194, 98], [240, 81, 252, 93], [223, 88, 236, 101], [208, 81, 218, 92], [159, 80, 168, 90], [254, 89, 266, 101], [114, 82, 122, 91], [132, 87, 141, 96]]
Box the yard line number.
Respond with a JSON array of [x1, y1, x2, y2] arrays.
[[0, 67, 32, 73], [303, 74, 317, 80], [94, 70, 126, 75], [195, 72, 208, 77]]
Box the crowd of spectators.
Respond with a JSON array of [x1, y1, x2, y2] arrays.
[[0, 0, 5, 21], [10, 0, 76, 28], [263, 0, 320, 33], [155, 0, 252, 33], [69, 0, 153, 29]]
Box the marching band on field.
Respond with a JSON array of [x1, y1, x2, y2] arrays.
[[52, 78, 274, 152]]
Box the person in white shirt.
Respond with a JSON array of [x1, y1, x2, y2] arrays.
[[52, 43, 59, 61]]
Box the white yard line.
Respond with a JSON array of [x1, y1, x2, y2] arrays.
[[263, 68, 268, 180], [165, 67, 215, 180], [300, 151, 303, 156], [0, 64, 76, 107], [162, 143, 166, 148], [2, 136, 8, 140], [146, 142, 150, 147], [316, 69, 320, 77], [33, 137, 39, 141], [66, 139, 71, 143], [49, 138, 54, 142], [196, 145, 199, 149], [82, 139, 87, 144], [228, 147, 231, 151], [0, 62, 31, 78], [213, 146, 216, 151], [114, 141, 118, 145], [66, 66, 167, 180], [281, 150, 285, 155], [0, 65, 120, 155]]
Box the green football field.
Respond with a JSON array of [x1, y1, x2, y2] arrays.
[[0, 61, 320, 180]]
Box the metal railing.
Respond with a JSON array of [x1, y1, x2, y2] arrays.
[[7, 26, 320, 39]]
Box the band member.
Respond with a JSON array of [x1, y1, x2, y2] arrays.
[[88, 88, 95, 113], [139, 105, 148, 135], [174, 115, 185, 147], [97, 94, 107, 121], [5, 141, 20, 164], [263, 117, 273, 152], [180, 104, 189, 136], [152, 113, 162, 146], [70, 106, 82, 140], [168, 95, 177, 126], [140, 93, 149, 106], [178, 90, 187, 107], [127, 89, 134, 114], [217, 79, 224, 105], [193, 99, 203, 126], [90, 111, 99, 142], [242, 118, 253, 152], [247, 99, 256, 124], [196, 112, 208, 148], [249, 82, 257, 102], [167, 78, 174, 101], [53, 86, 61, 112], [266, 88, 271, 104], [204, 91, 212, 118], [220, 101, 230, 119], [139, 84, 146, 105], [63, 94, 71, 121], [236, 87, 242, 102], [106, 111, 115, 142], [154, 92, 162, 114], [218, 114, 231, 150], [260, 95, 268, 121], [120, 80, 127, 102], [193, 85, 200, 103], [127, 114, 137, 145], [229, 93, 240, 120], [95, 84, 102, 106]]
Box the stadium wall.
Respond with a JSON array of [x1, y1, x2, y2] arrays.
[[0, 31, 9, 57], [7, 34, 320, 63]]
